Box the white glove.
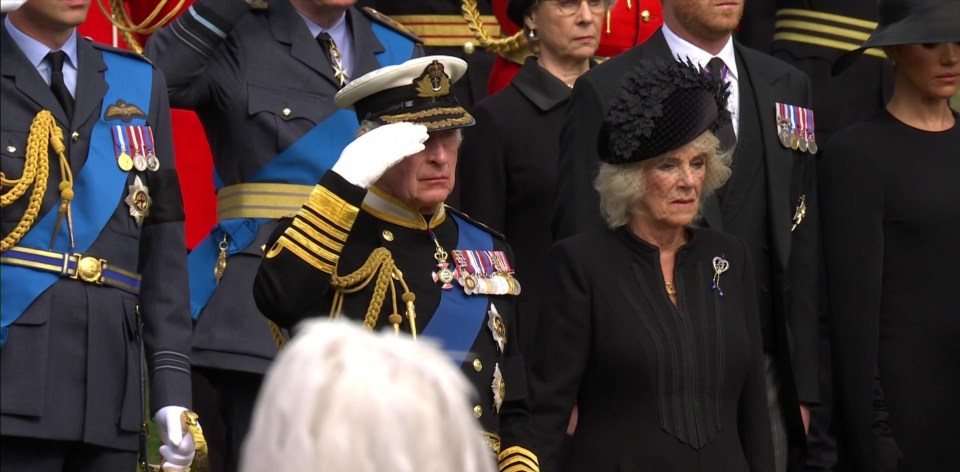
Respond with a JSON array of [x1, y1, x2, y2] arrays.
[[154, 406, 196, 471], [331, 122, 429, 188], [0, 0, 27, 13]]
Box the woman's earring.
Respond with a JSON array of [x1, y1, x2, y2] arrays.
[[527, 29, 537, 40]]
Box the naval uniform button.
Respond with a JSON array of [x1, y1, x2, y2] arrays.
[[642, 10, 651, 22], [473, 359, 483, 372], [71, 131, 80, 142], [463, 41, 475, 55], [6, 145, 15, 153], [473, 405, 483, 418], [382, 230, 394, 241], [282, 108, 292, 118]]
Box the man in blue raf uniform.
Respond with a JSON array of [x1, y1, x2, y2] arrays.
[[254, 55, 539, 472], [145, 0, 423, 466], [1, 0, 195, 470]]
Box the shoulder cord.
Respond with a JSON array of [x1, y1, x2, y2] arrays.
[[330, 247, 419, 338], [461, 0, 527, 58], [1, 110, 74, 252]]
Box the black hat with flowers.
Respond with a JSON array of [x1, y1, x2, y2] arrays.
[[598, 58, 732, 164]]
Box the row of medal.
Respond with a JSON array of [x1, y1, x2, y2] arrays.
[[111, 124, 160, 172], [775, 102, 818, 155], [450, 249, 522, 296]]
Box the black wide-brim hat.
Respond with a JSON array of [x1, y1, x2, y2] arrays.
[[334, 55, 475, 131], [833, 0, 960, 75], [598, 58, 732, 164]]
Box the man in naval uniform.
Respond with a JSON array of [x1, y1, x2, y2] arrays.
[[1, 0, 194, 470], [254, 55, 539, 472], [145, 0, 423, 467]]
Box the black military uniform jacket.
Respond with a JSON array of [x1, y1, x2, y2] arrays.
[[254, 171, 538, 470], [1, 26, 192, 450]]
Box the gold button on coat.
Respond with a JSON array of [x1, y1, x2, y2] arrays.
[[6, 146, 15, 153], [474, 405, 483, 418], [282, 108, 292, 117], [71, 131, 80, 142], [473, 359, 483, 372], [382, 230, 394, 241], [642, 9, 651, 22]]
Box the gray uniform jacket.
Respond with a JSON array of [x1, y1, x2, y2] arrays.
[[0, 26, 192, 451], [145, 0, 423, 374]]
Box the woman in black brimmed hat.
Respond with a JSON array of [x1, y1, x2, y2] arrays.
[[529, 58, 774, 471], [822, 1, 960, 470]]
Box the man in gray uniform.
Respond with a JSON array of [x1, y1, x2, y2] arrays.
[[1, 0, 194, 470], [145, 0, 423, 468]]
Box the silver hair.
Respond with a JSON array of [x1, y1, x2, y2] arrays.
[[594, 130, 732, 228], [240, 319, 496, 472]]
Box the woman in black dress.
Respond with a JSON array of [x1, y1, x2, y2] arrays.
[[456, 0, 607, 362], [530, 59, 774, 471], [823, 1, 960, 470]]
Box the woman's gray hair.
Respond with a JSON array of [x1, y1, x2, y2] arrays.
[[241, 319, 496, 472], [594, 130, 732, 228]]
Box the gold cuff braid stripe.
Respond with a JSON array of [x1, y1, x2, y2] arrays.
[[291, 217, 344, 253], [498, 446, 539, 472], [282, 226, 340, 266], [305, 185, 359, 231], [297, 206, 349, 241], [271, 236, 334, 273]]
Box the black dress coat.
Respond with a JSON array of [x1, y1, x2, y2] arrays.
[[254, 171, 538, 469], [531, 227, 774, 471], [1, 27, 192, 450], [457, 57, 577, 360], [551, 29, 820, 468], [820, 110, 960, 471]]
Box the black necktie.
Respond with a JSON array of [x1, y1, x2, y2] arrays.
[[317, 32, 348, 87], [46, 50, 74, 120], [706, 57, 736, 153]]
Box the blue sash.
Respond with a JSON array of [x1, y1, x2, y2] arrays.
[[1, 52, 151, 347], [188, 27, 415, 319], [421, 214, 493, 365]]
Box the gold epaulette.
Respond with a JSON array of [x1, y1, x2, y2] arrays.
[[444, 205, 505, 241], [391, 14, 501, 48], [265, 185, 359, 273], [498, 446, 539, 472], [361, 7, 424, 45]]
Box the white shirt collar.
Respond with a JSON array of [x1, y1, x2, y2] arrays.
[[661, 23, 737, 81]]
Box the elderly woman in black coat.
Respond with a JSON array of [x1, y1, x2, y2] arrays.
[[530, 59, 774, 471], [455, 0, 609, 362]]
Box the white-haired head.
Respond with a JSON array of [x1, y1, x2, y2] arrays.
[[240, 319, 496, 472]]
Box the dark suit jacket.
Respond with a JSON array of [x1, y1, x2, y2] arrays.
[[552, 28, 821, 468], [531, 227, 774, 471], [0, 25, 192, 450], [145, 0, 423, 375]]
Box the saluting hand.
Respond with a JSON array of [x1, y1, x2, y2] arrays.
[[332, 122, 429, 188]]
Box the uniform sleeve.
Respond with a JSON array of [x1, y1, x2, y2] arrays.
[[140, 68, 192, 411], [143, 0, 250, 110], [458, 101, 508, 233], [737, 238, 776, 470], [530, 241, 592, 470], [786, 73, 822, 404], [253, 171, 366, 330], [551, 75, 608, 240]]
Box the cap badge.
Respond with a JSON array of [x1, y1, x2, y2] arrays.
[[414, 60, 451, 98]]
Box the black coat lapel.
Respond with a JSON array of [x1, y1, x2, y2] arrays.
[[2, 24, 70, 127], [73, 38, 107, 133], [736, 44, 792, 268], [270, 1, 339, 87], [350, 8, 386, 77]]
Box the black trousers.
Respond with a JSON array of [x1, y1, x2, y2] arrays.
[[0, 436, 137, 472]]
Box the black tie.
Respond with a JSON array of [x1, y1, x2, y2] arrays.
[[46, 51, 74, 120], [317, 32, 348, 87], [706, 57, 736, 153]]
